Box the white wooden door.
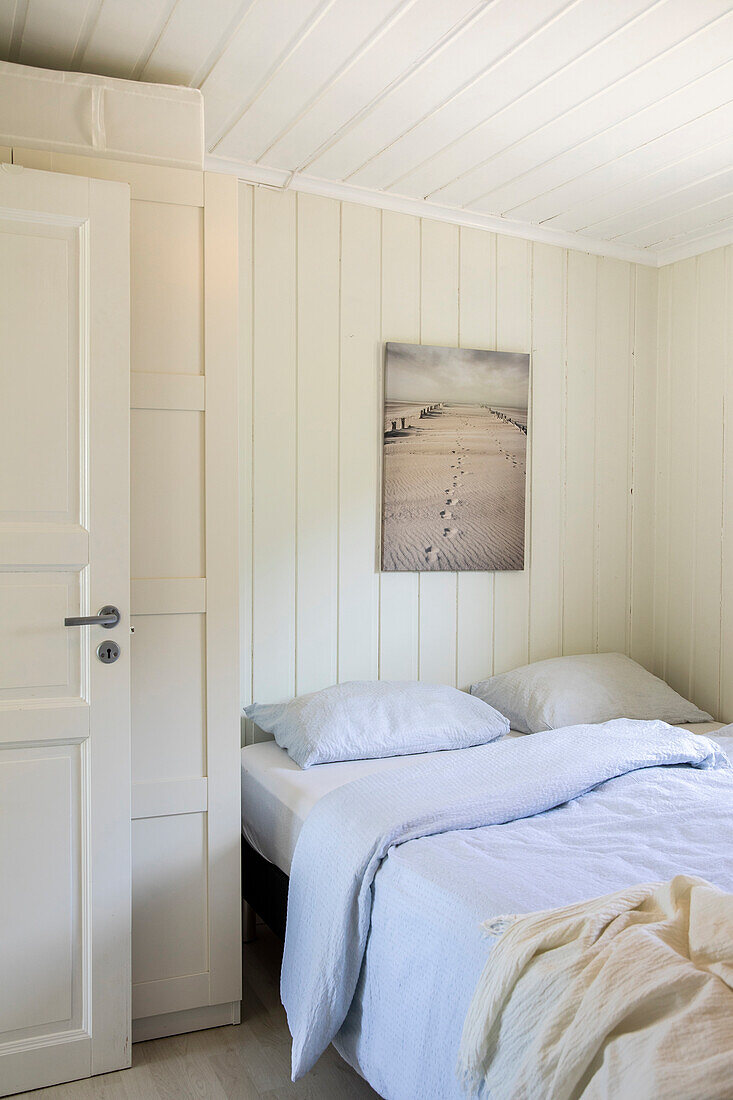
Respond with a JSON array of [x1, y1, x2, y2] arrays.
[[0, 164, 131, 1096]]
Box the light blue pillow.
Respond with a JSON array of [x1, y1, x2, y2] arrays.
[[243, 680, 510, 769]]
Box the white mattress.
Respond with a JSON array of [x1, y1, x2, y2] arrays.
[[240, 740, 499, 873], [241, 721, 727, 875]]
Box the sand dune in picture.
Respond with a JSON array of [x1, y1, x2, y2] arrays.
[[382, 403, 526, 572]]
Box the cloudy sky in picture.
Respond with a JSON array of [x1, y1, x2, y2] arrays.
[[386, 342, 529, 408]]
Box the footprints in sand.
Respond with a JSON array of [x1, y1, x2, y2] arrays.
[[422, 438, 470, 563], [497, 442, 520, 469]]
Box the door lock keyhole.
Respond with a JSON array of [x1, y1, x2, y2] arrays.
[[97, 640, 120, 664]]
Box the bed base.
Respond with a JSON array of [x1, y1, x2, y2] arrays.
[[241, 837, 289, 941]]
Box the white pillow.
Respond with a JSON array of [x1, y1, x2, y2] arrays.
[[243, 680, 510, 769], [470, 653, 712, 735]]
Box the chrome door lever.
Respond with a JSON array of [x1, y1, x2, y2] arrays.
[[64, 605, 120, 629]]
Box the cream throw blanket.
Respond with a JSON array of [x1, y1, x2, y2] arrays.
[[458, 876, 733, 1099]]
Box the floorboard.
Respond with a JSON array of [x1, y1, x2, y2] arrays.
[[15, 928, 379, 1100]]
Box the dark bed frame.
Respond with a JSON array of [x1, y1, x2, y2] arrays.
[[241, 837, 289, 941]]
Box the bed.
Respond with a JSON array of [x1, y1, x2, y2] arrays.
[[241, 719, 733, 1099], [241, 719, 725, 877]]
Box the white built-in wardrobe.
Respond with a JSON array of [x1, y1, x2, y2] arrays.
[[0, 63, 240, 1096]]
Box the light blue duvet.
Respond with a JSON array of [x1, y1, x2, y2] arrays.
[[281, 720, 733, 1098]]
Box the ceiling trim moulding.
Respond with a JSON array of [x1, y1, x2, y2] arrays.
[[206, 155, 733, 269]]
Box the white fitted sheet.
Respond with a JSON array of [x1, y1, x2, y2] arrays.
[[240, 740, 500, 873], [241, 721, 726, 875], [240, 721, 725, 874]]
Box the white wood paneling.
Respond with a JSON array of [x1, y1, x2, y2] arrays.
[[721, 248, 733, 722], [131, 777, 208, 820], [131, 613, 206, 783], [130, 408, 205, 579], [202, 170, 241, 1010], [200, 0, 326, 148], [664, 258, 698, 698], [140, 0, 245, 87], [17, 0, 94, 72], [528, 243, 565, 663], [379, 210, 420, 682], [418, 218, 458, 685], [628, 264, 657, 671], [691, 248, 725, 716], [594, 259, 633, 654], [131, 577, 206, 615], [456, 227, 495, 688], [215, 0, 404, 165], [653, 246, 731, 721], [338, 201, 381, 683], [422, 4, 733, 210], [7, 2, 733, 261], [256, 0, 482, 174], [131, 201, 203, 376], [238, 180, 253, 718], [131, 372, 205, 411], [651, 263, 672, 681], [12, 149, 204, 205], [81, 0, 176, 81], [251, 186, 297, 703], [493, 235, 530, 674], [132, 813, 208, 985], [241, 187, 656, 721], [308, 0, 576, 187], [296, 193, 340, 695], [563, 251, 597, 655]]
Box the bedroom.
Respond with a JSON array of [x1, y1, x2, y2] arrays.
[[0, 2, 732, 1097]]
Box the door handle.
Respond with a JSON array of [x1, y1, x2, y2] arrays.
[[64, 605, 120, 629]]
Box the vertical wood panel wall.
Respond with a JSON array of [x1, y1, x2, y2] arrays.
[[654, 247, 732, 721], [239, 184, 660, 734]]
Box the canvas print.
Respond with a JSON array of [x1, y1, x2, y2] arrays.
[[381, 342, 530, 572]]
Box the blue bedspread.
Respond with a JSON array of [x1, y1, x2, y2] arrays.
[[281, 721, 733, 1097]]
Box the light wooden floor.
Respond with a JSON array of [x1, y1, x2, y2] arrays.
[[17, 928, 380, 1100]]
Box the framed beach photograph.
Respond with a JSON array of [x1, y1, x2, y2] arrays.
[[381, 342, 530, 572]]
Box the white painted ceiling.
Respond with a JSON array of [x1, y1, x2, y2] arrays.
[[3, 0, 733, 264]]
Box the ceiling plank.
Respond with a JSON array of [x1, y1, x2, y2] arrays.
[[0, 1, 21, 59], [587, 165, 733, 240], [18, 0, 95, 71], [201, 0, 330, 149], [141, 0, 248, 86], [81, 0, 178, 80], [215, 0, 407, 164], [507, 100, 733, 227], [614, 188, 733, 249], [342, 0, 654, 192], [398, 0, 733, 206], [465, 52, 733, 217], [257, 0, 484, 173], [553, 134, 733, 235], [304, 0, 574, 182]]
